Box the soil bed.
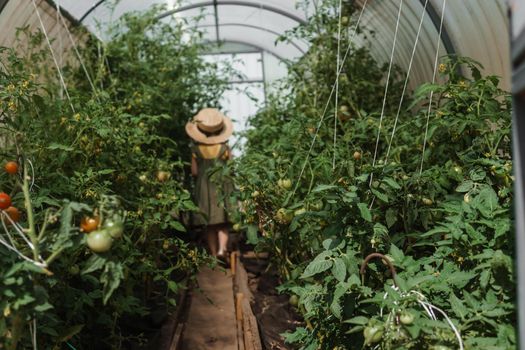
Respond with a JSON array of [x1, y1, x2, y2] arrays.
[[240, 252, 303, 350]]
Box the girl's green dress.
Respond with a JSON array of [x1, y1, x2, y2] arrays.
[[192, 143, 234, 227]]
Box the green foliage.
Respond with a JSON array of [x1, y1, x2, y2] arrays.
[[0, 6, 226, 349], [232, 1, 515, 349]]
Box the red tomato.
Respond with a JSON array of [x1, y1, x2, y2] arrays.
[[0, 193, 12, 210], [3, 206, 20, 224], [80, 216, 100, 233], [4, 161, 18, 175]]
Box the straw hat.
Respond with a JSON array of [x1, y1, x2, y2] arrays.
[[185, 108, 233, 144]]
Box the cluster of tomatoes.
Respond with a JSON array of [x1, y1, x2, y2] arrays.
[[0, 161, 21, 225], [81, 215, 124, 253]]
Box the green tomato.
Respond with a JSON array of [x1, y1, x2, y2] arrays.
[[422, 197, 433, 206], [364, 325, 384, 344], [294, 208, 306, 216], [429, 346, 452, 350], [104, 219, 124, 239], [490, 250, 507, 270], [399, 311, 414, 325], [68, 264, 80, 275], [232, 223, 241, 232], [310, 200, 323, 211], [278, 178, 292, 190], [275, 208, 293, 224], [86, 229, 113, 253], [289, 295, 299, 307]]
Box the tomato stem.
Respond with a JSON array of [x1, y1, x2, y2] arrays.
[[46, 246, 65, 265], [37, 208, 52, 241], [22, 159, 39, 261]]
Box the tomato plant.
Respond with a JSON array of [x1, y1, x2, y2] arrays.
[[0, 6, 226, 348], [232, 1, 515, 349]]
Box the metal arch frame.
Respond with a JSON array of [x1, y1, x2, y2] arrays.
[[156, 1, 307, 24], [419, 0, 456, 56], [512, 5, 525, 349], [79, 0, 307, 25], [204, 38, 287, 62], [5, 0, 456, 58], [0, 0, 8, 15], [195, 22, 307, 54], [74, 0, 456, 58]]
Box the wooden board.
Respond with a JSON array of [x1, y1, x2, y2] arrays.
[[180, 267, 238, 350]]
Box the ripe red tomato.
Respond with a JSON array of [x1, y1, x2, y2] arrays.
[[0, 193, 12, 210], [4, 161, 18, 175], [80, 216, 100, 233], [3, 206, 20, 224]]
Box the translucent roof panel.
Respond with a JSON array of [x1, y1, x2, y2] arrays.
[[55, 0, 309, 61], [202, 52, 264, 82], [50, 0, 510, 89], [352, 0, 509, 90]]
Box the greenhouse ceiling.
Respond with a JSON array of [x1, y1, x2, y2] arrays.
[[0, 0, 511, 89]]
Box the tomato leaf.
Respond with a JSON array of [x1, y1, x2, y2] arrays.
[[344, 316, 369, 325], [101, 261, 124, 305], [301, 259, 333, 279], [81, 254, 106, 275], [385, 208, 397, 228], [456, 180, 474, 192], [357, 203, 372, 222], [246, 225, 259, 245], [371, 188, 389, 203], [332, 258, 347, 282], [383, 177, 401, 190]]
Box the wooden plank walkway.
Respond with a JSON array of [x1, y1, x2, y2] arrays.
[[180, 267, 238, 350]]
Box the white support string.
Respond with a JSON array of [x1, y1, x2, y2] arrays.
[[54, 1, 100, 101], [2, 213, 33, 250], [381, 288, 463, 349], [56, 1, 64, 99], [420, 0, 447, 175], [332, 0, 343, 170], [0, 211, 47, 268], [0, 236, 42, 265], [292, 0, 369, 197], [417, 299, 463, 349], [31, 0, 75, 114], [28, 159, 36, 192], [29, 318, 38, 350], [369, 0, 403, 187], [383, 0, 429, 163]]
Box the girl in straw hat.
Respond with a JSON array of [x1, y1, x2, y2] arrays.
[[186, 108, 235, 259]]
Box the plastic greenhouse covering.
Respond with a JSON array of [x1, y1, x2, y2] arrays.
[[12, 0, 507, 90], [22, 0, 506, 143]]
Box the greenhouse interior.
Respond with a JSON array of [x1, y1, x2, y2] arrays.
[[0, 0, 523, 349]]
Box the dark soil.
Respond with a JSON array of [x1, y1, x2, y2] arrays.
[[241, 253, 303, 350]]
